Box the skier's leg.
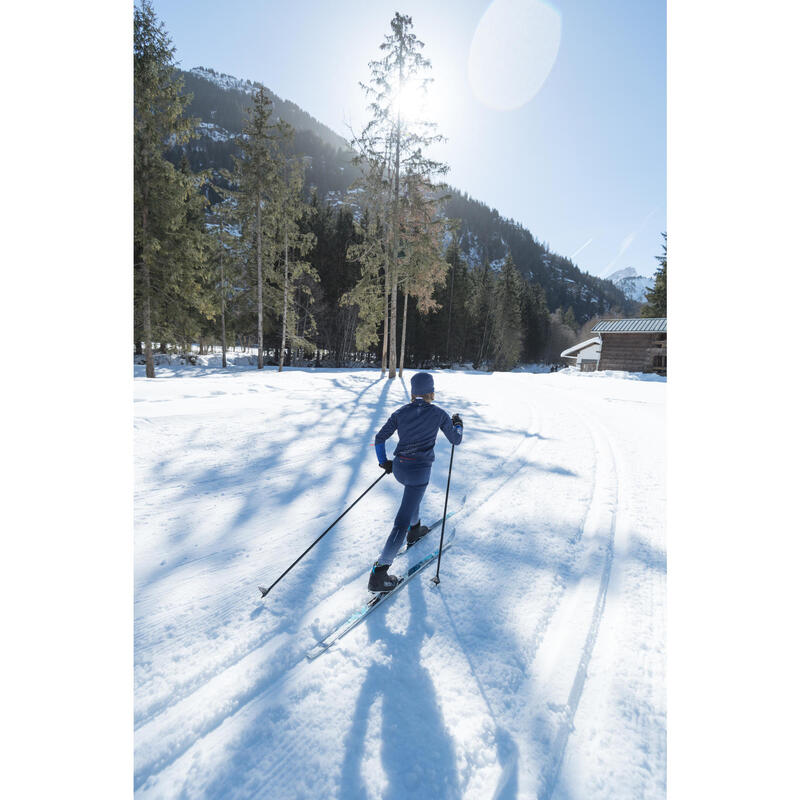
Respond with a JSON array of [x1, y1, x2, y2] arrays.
[[376, 483, 427, 565], [408, 483, 428, 526], [393, 460, 431, 529]]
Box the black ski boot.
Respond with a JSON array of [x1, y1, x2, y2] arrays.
[[368, 562, 399, 593], [406, 521, 430, 547]]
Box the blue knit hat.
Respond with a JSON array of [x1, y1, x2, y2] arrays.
[[411, 372, 435, 396]]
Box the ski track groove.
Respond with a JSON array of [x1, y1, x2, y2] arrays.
[[535, 391, 620, 799]]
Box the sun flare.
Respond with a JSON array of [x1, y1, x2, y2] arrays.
[[390, 78, 430, 125]]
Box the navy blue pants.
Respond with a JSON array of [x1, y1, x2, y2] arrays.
[[377, 459, 431, 566]]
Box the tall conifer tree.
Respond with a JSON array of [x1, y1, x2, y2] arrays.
[[134, 0, 197, 377], [231, 87, 287, 368], [491, 255, 524, 370], [353, 13, 448, 379], [275, 157, 318, 370]]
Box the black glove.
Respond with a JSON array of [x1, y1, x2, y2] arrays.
[[451, 413, 463, 428], [380, 460, 393, 474]]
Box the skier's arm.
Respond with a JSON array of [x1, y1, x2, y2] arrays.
[[374, 413, 398, 464], [440, 410, 463, 445]]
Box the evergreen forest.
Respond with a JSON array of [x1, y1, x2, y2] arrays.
[[134, 3, 642, 379]]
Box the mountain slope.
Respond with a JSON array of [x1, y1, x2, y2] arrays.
[[174, 66, 636, 321]]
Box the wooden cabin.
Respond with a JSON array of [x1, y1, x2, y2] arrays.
[[560, 337, 602, 372], [591, 318, 667, 375]]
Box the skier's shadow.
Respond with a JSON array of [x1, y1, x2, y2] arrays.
[[339, 575, 460, 799]]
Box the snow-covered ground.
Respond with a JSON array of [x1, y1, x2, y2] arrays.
[[134, 365, 666, 798]]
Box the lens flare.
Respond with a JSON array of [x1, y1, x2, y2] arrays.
[[468, 0, 562, 111]]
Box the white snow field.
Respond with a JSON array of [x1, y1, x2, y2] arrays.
[[134, 365, 666, 799]]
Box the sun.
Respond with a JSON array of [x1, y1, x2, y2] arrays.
[[391, 78, 430, 125]]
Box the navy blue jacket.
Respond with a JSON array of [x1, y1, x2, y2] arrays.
[[375, 399, 463, 466]]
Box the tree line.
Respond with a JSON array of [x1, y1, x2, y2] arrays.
[[134, 3, 638, 379]]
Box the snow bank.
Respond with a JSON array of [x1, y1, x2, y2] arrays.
[[558, 366, 667, 382]]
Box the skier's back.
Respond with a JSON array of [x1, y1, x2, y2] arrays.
[[369, 372, 463, 592]]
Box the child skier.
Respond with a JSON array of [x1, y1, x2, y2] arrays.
[[369, 372, 463, 592]]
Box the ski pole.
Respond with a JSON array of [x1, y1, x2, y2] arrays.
[[259, 471, 388, 598], [431, 442, 455, 586]]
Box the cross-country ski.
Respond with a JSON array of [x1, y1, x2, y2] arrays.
[[307, 527, 455, 660]]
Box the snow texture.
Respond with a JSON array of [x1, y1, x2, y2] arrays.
[[134, 364, 666, 798]]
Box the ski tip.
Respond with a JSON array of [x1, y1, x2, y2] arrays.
[[258, 586, 269, 598]]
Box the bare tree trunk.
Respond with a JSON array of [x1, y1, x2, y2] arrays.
[[399, 288, 409, 376], [388, 43, 404, 380], [219, 220, 227, 368], [478, 303, 491, 368], [300, 295, 308, 346], [256, 194, 264, 370], [389, 156, 400, 379], [279, 223, 288, 372], [446, 260, 455, 361], [381, 265, 389, 376]]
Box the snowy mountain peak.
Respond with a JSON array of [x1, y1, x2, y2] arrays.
[[190, 66, 258, 95], [607, 268, 654, 304], [607, 267, 639, 282]]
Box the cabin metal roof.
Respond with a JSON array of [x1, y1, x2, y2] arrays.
[[590, 318, 667, 333]]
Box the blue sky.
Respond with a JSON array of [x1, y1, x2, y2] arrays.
[[153, 0, 665, 280]]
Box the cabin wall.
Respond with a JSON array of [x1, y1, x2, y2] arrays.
[[598, 333, 667, 374]]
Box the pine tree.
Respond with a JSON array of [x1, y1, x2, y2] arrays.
[[520, 280, 550, 362], [134, 0, 198, 377], [469, 259, 495, 369], [209, 186, 239, 368], [165, 156, 217, 353], [275, 156, 318, 370], [231, 86, 288, 368], [397, 175, 449, 374], [345, 138, 393, 373], [343, 207, 389, 356], [641, 232, 667, 317], [491, 255, 524, 370], [442, 231, 469, 362], [354, 12, 448, 379]]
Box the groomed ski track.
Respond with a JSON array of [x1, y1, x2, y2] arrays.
[[134, 367, 666, 798]]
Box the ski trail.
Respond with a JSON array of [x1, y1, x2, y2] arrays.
[[497, 388, 618, 798], [537, 409, 619, 799]]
